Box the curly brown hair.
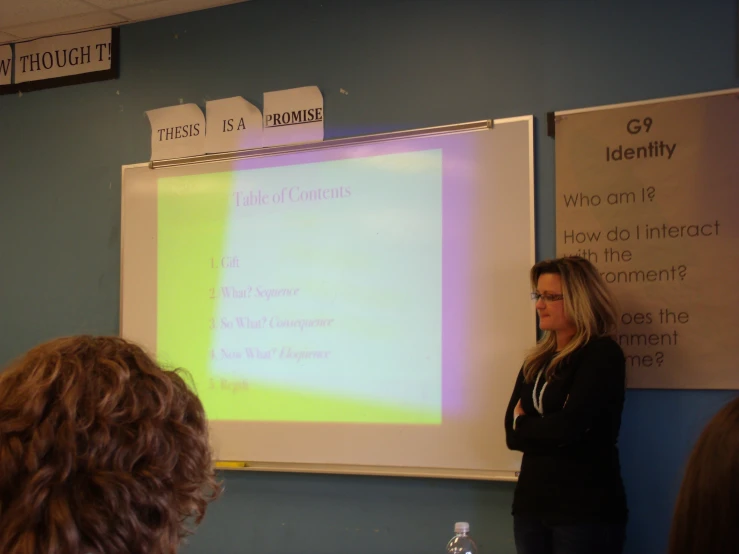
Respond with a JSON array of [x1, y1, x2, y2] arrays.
[[0, 335, 222, 554]]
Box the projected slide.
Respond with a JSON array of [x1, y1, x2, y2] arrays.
[[157, 150, 443, 424], [123, 118, 536, 475]]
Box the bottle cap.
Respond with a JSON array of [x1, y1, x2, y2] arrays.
[[455, 522, 470, 533]]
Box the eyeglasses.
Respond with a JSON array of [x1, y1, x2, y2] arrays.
[[530, 292, 564, 302]]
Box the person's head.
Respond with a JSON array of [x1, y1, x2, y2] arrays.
[[524, 256, 619, 381], [668, 396, 739, 554], [0, 335, 222, 554]]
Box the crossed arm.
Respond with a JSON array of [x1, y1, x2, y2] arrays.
[[504, 340, 625, 453]]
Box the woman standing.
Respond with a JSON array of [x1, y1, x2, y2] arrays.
[[505, 256, 628, 554]]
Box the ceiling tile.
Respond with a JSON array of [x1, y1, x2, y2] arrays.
[[83, 0, 156, 9], [5, 11, 128, 40], [114, 0, 244, 21], [0, 0, 97, 28], [0, 32, 21, 45], [0, 0, 249, 46]]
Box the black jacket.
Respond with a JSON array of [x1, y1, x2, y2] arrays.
[[504, 336, 628, 524]]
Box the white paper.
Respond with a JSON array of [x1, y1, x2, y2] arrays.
[[205, 96, 263, 153], [0, 45, 11, 86], [262, 86, 324, 147], [146, 104, 206, 161], [14, 28, 112, 84]]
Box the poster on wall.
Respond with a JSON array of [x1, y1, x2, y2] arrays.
[[146, 104, 206, 161], [553, 88, 739, 390], [14, 28, 114, 84], [205, 96, 263, 153], [262, 86, 324, 147], [0, 45, 10, 86], [146, 87, 324, 161], [0, 28, 119, 95]]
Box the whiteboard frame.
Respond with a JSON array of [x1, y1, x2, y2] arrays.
[[148, 120, 492, 169], [120, 116, 536, 481]]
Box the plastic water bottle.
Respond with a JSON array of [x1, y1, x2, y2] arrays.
[[446, 522, 478, 554]]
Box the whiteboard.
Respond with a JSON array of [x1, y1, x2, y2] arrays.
[[120, 117, 535, 481]]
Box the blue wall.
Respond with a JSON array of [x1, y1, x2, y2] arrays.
[[1, 1, 737, 553]]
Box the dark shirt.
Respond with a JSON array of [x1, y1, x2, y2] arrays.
[[504, 336, 628, 525]]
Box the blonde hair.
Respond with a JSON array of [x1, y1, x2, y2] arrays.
[[523, 256, 619, 383]]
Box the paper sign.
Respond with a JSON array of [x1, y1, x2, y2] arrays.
[[262, 86, 324, 147], [205, 96, 263, 153], [0, 45, 11, 86], [554, 90, 739, 389], [146, 104, 206, 161], [14, 28, 112, 84]]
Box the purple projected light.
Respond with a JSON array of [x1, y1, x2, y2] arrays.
[[209, 131, 477, 422]]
